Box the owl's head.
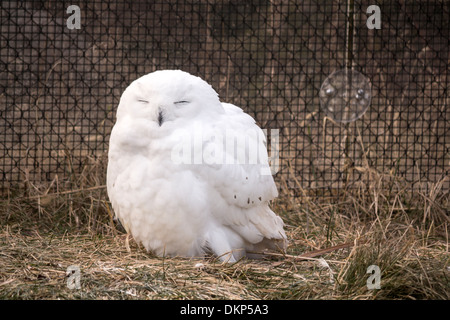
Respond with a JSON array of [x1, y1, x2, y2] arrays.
[[117, 70, 224, 126]]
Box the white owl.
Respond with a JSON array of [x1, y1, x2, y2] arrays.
[[107, 70, 287, 262]]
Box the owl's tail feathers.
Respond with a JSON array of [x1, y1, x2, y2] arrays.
[[203, 206, 288, 262], [244, 207, 288, 259]]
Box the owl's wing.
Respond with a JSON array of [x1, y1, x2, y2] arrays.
[[208, 103, 277, 206], [189, 103, 284, 245]]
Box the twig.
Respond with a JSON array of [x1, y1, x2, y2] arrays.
[[2, 185, 107, 202], [268, 241, 365, 266]]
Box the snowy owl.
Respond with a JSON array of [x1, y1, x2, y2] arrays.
[[107, 70, 287, 262]]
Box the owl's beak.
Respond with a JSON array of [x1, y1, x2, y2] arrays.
[[157, 108, 164, 126]]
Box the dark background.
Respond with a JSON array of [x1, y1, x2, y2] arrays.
[[1, 0, 449, 195]]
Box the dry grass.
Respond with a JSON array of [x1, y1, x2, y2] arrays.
[[0, 158, 448, 300]]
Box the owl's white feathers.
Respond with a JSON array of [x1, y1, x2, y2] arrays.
[[107, 70, 287, 262]]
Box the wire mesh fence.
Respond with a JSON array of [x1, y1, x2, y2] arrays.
[[1, 0, 449, 195]]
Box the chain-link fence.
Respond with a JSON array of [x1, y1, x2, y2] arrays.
[[1, 0, 449, 195]]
